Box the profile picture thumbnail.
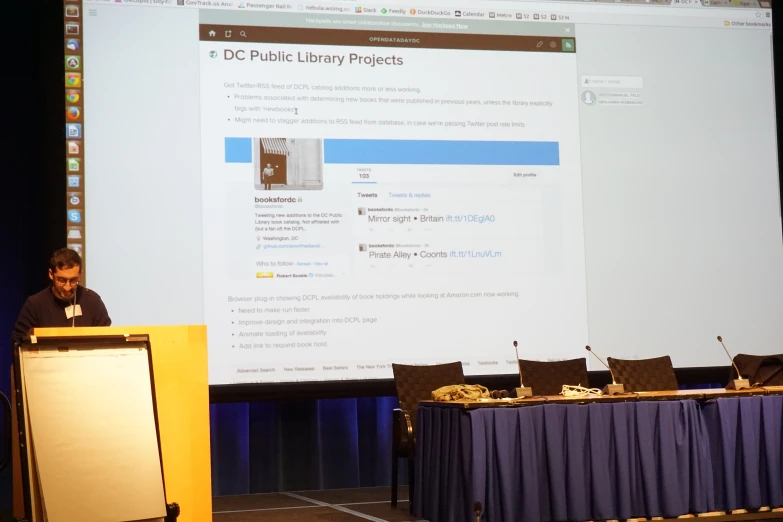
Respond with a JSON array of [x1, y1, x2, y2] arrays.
[[253, 138, 324, 191]]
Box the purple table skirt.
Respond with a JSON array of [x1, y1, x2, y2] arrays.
[[413, 396, 783, 522]]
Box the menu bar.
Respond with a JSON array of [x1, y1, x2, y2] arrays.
[[65, 0, 86, 280]]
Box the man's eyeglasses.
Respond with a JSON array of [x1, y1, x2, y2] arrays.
[[54, 276, 79, 286]]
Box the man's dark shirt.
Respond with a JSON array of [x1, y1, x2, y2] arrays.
[[11, 286, 112, 343]]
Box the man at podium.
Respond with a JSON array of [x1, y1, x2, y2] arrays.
[[11, 247, 111, 342]]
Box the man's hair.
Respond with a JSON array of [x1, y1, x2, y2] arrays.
[[50, 248, 82, 272]]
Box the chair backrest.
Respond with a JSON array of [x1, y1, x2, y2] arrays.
[[732, 354, 783, 386], [607, 355, 678, 392], [392, 362, 465, 432], [517, 358, 589, 396]]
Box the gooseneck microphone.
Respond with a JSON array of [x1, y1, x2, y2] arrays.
[[512, 340, 533, 397], [513, 340, 523, 388], [717, 335, 750, 390], [474, 501, 482, 522], [585, 345, 616, 384], [71, 284, 78, 327], [585, 345, 625, 395], [717, 335, 743, 380]]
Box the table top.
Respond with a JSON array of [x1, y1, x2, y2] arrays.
[[419, 387, 782, 409]]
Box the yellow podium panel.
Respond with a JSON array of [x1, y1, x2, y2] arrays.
[[12, 325, 212, 522]]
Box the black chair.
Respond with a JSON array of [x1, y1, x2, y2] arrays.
[[732, 354, 783, 386], [517, 358, 589, 396], [390, 361, 465, 509], [607, 355, 678, 392]]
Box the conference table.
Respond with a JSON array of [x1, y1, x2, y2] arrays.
[[413, 388, 783, 522]]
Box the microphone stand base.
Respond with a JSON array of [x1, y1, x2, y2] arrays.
[[726, 378, 750, 390], [514, 386, 533, 398], [603, 383, 624, 395]]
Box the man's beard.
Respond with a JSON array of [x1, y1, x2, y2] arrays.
[[55, 287, 75, 300]]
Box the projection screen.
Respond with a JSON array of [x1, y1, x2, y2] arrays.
[[63, 0, 782, 384]]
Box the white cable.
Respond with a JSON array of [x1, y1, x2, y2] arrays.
[[561, 384, 603, 397]]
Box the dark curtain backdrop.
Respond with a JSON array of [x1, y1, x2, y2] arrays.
[[210, 388, 726, 497], [4, 3, 66, 519], [210, 397, 407, 495]]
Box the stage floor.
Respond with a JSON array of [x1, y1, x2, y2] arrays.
[[213, 486, 423, 522]]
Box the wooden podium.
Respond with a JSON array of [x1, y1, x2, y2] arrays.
[[10, 326, 212, 522]]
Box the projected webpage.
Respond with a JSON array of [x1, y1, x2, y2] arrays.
[[198, 18, 587, 382], [77, 0, 783, 384]]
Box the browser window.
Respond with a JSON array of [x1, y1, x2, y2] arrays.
[[72, 0, 781, 384]]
